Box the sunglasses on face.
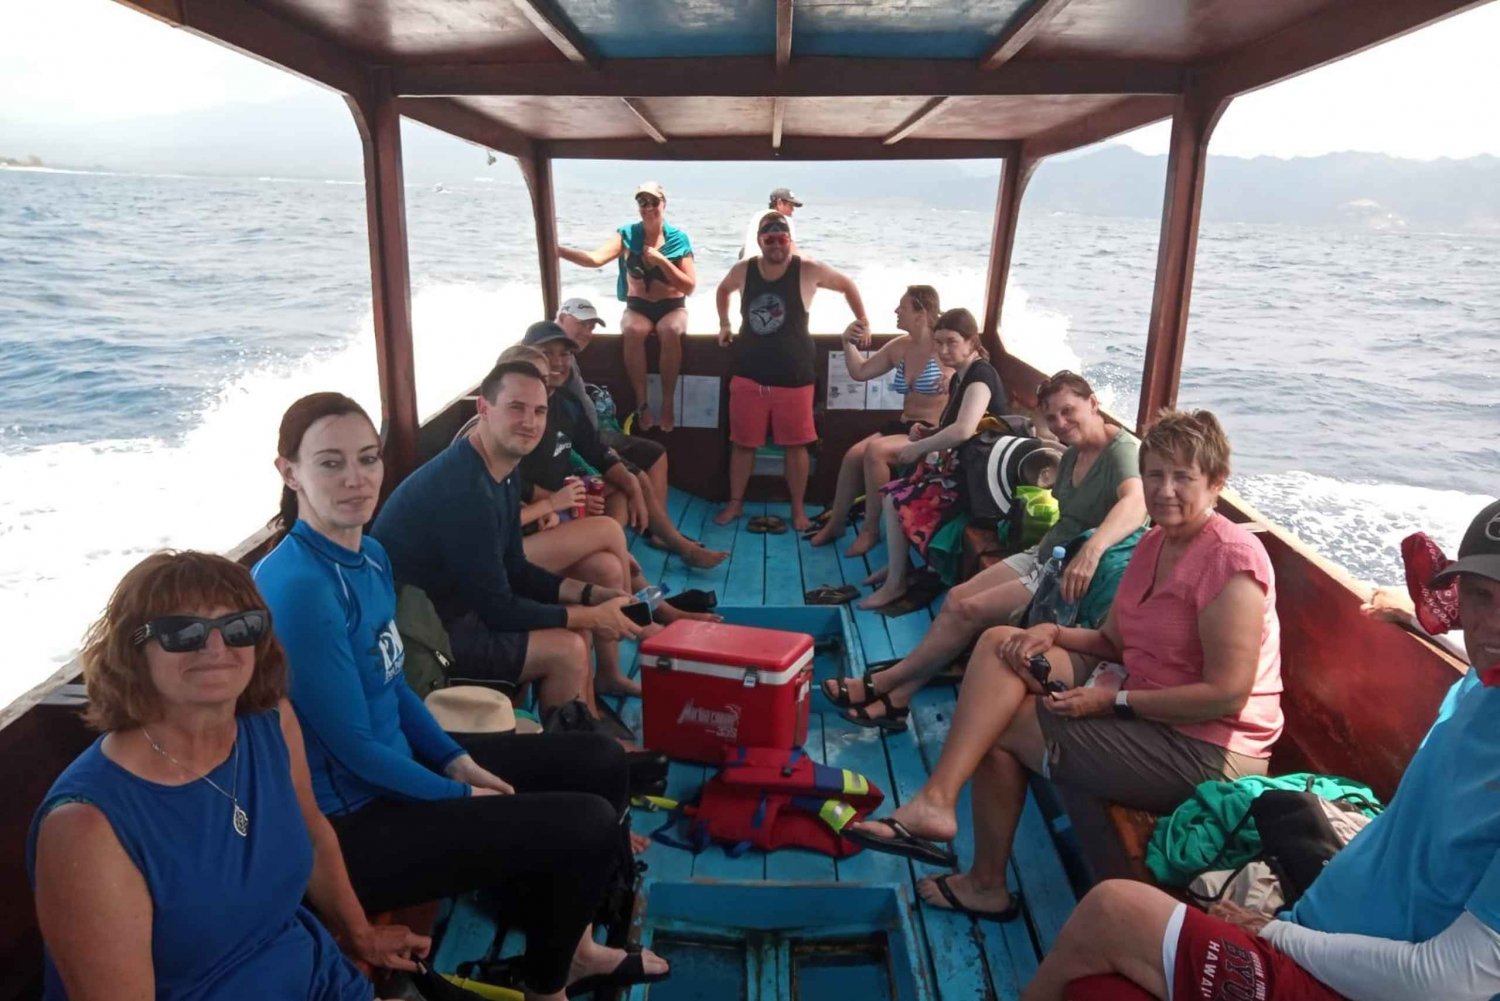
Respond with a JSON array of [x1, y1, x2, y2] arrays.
[[759, 234, 790, 246], [636, 196, 661, 208], [132, 610, 271, 653]]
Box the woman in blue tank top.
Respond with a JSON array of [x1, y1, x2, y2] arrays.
[[809, 285, 953, 556], [27, 551, 426, 1000]]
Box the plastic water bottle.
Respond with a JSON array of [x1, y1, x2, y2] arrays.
[[635, 586, 664, 613], [1030, 546, 1078, 627]]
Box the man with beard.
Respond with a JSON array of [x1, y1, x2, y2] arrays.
[[371, 360, 642, 718], [1020, 499, 1500, 1001], [714, 211, 868, 531]]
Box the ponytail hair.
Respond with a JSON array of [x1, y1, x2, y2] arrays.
[[273, 392, 376, 540], [936, 307, 985, 360]]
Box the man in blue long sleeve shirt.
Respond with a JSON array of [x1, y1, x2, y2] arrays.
[[372, 360, 642, 712]]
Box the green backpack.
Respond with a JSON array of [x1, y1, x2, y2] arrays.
[[395, 585, 454, 696]]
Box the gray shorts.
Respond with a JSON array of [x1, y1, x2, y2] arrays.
[[1002, 548, 1045, 595], [1034, 657, 1268, 815]]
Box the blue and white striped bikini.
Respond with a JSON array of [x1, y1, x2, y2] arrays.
[[891, 354, 946, 396]]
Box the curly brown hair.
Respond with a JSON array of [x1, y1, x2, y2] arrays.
[[1139, 408, 1232, 484], [80, 551, 287, 732]]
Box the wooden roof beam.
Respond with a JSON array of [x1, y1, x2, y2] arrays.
[[115, 0, 366, 96], [538, 136, 1019, 161], [1196, 0, 1485, 101], [776, 0, 794, 71], [1021, 95, 1176, 159], [882, 96, 953, 146], [621, 99, 669, 143], [981, 0, 1076, 71], [509, 0, 603, 68], [393, 57, 1182, 98], [395, 98, 536, 160]]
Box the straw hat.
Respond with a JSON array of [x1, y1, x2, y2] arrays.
[[424, 686, 541, 735]]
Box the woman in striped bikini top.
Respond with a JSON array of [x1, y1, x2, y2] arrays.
[[809, 285, 953, 556]]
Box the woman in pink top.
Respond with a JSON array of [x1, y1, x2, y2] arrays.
[[845, 409, 1282, 925]]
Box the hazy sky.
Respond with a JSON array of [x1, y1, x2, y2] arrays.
[[3, 0, 1498, 161]]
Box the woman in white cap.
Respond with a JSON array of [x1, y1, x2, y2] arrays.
[[558, 182, 696, 432]]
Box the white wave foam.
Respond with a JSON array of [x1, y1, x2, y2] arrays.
[[0, 281, 533, 708]]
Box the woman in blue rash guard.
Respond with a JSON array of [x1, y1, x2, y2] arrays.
[[252, 392, 669, 1001]]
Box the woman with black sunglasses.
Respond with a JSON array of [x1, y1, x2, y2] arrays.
[[252, 392, 668, 1001], [28, 550, 425, 1000], [557, 181, 696, 432]]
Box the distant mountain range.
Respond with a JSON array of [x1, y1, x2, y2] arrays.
[[5, 92, 1498, 233]]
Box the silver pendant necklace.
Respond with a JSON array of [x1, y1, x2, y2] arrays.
[[143, 728, 249, 837]]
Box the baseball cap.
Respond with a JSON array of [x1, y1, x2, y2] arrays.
[[559, 298, 605, 328], [757, 211, 791, 235], [634, 181, 666, 201], [768, 187, 803, 207], [521, 320, 578, 352], [1429, 499, 1500, 587]]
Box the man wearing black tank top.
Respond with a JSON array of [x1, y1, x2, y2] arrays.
[[714, 212, 868, 530]]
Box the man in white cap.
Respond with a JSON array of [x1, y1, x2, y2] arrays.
[[559, 181, 695, 432], [740, 187, 803, 260], [1018, 498, 1500, 1001], [555, 298, 728, 570]]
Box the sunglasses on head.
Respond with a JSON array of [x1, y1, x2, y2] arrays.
[[133, 610, 271, 653], [636, 195, 661, 208]]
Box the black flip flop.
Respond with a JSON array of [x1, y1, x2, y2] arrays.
[[873, 571, 945, 618], [805, 583, 860, 605], [927, 873, 1024, 923], [845, 693, 910, 733], [664, 588, 718, 613], [746, 516, 771, 534], [566, 949, 672, 998], [842, 817, 957, 867], [760, 515, 789, 535], [821, 676, 872, 709]]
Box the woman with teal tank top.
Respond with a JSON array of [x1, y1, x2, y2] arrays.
[[253, 392, 669, 1001], [809, 285, 953, 556], [558, 181, 696, 432], [27, 550, 427, 1000]]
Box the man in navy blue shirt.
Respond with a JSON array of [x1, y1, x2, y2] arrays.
[[372, 360, 642, 716]]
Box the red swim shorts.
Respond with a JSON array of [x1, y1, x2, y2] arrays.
[[1066, 905, 1346, 1001], [728, 376, 816, 448]]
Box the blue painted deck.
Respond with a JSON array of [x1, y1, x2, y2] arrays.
[[431, 490, 1079, 999]]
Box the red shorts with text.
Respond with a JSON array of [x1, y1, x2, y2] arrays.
[[1066, 906, 1346, 1001], [728, 376, 817, 448]]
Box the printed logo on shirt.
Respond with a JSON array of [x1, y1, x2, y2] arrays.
[[377, 618, 405, 684], [552, 430, 572, 458], [746, 292, 786, 336]]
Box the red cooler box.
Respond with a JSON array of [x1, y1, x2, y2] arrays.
[[640, 620, 814, 762]]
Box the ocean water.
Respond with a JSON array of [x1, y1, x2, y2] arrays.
[[1, 167, 1494, 707]]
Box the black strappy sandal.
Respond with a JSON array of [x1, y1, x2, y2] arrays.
[[821, 676, 873, 709], [844, 693, 910, 733]]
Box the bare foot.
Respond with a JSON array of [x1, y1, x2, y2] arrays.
[[858, 580, 907, 611], [849, 794, 958, 844], [808, 521, 845, 547], [862, 565, 888, 586], [630, 831, 651, 854], [714, 500, 744, 525], [790, 509, 813, 532], [636, 406, 656, 432], [596, 675, 643, 698], [845, 531, 879, 558], [916, 870, 1015, 915], [682, 542, 729, 569], [658, 402, 675, 433], [568, 939, 669, 991]]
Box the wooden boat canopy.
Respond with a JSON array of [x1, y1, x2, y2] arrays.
[[124, 0, 1480, 163]]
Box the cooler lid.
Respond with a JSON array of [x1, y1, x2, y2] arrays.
[[639, 620, 814, 670]]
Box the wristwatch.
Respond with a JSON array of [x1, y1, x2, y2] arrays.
[[1113, 689, 1136, 720]]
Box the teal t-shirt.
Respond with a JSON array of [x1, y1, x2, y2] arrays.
[[615, 222, 692, 301], [1038, 427, 1141, 555], [1288, 668, 1500, 941]]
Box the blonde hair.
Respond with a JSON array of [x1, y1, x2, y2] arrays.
[[496, 344, 550, 380], [1140, 409, 1232, 484], [904, 285, 941, 329], [81, 551, 286, 732]]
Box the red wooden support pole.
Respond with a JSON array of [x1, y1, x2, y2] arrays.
[[519, 152, 562, 319], [346, 70, 419, 486], [1136, 86, 1229, 434], [981, 150, 1037, 364]]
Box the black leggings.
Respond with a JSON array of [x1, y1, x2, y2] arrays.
[[329, 731, 627, 994]]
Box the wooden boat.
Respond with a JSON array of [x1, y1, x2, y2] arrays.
[[0, 1, 1482, 997]]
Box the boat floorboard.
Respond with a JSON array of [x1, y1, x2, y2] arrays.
[[432, 490, 1079, 999]]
